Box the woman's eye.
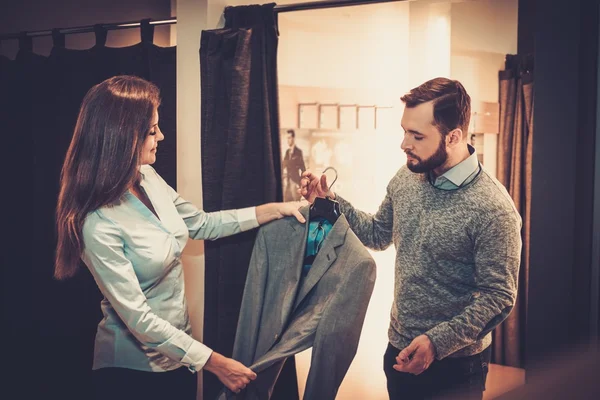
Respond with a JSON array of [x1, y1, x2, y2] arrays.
[[149, 130, 156, 136]]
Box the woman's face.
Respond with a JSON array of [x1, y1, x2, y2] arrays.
[[140, 109, 164, 165]]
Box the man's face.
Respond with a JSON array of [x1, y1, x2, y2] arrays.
[[287, 133, 295, 147], [400, 101, 448, 174]]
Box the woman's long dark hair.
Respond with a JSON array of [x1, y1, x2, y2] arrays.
[[54, 75, 160, 280]]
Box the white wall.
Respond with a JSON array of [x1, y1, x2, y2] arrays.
[[450, 0, 519, 177], [408, 0, 452, 86], [278, 2, 409, 92]]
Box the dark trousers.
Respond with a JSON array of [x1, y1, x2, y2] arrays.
[[383, 343, 490, 400], [92, 366, 197, 400]]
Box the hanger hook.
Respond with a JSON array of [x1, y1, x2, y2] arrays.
[[322, 166, 338, 193]]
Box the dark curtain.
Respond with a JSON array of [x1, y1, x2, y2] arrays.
[[200, 4, 297, 399], [493, 53, 534, 369], [1, 22, 176, 399], [1, 43, 37, 400]]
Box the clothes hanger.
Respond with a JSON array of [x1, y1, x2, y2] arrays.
[[309, 166, 341, 223]]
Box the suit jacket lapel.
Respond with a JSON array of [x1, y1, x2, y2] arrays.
[[293, 215, 349, 310]]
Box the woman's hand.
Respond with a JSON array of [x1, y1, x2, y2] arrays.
[[204, 352, 257, 393], [255, 201, 305, 225]]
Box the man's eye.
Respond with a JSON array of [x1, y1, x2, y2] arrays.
[[415, 136, 423, 141]]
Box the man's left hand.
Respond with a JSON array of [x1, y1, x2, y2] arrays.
[[393, 335, 436, 375]]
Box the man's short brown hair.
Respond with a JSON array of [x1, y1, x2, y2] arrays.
[[401, 77, 471, 137]]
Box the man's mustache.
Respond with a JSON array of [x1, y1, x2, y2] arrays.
[[405, 152, 420, 161]]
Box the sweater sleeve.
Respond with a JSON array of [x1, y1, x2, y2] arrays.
[[335, 180, 395, 251], [424, 211, 522, 359]]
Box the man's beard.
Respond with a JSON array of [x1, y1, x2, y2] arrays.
[[405, 138, 448, 174]]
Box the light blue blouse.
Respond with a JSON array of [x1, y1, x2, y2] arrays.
[[81, 165, 258, 373]]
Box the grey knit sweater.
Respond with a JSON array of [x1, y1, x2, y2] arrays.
[[336, 166, 522, 359]]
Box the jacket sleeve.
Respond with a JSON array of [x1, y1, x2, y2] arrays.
[[425, 211, 522, 359], [149, 166, 258, 240], [231, 226, 269, 366], [82, 212, 212, 372]]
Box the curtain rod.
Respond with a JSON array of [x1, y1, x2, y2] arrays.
[[274, 0, 406, 14], [0, 0, 407, 41], [0, 18, 176, 41]]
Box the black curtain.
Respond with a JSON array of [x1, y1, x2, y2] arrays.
[[200, 4, 298, 399], [1, 41, 38, 400], [1, 22, 176, 399]]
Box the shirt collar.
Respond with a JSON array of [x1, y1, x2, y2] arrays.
[[431, 144, 479, 188]]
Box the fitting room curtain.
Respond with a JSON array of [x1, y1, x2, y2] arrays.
[[200, 4, 298, 399], [493, 53, 534, 368], [0, 48, 34, 399], [0, 22, 176, 399]]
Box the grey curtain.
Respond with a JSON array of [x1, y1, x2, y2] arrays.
[[200, 4, 298, 400], [494, 53, 534, 368]]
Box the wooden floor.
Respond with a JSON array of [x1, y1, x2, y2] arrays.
[[483, 363, 526, 399], [296, 356, 526, 400]]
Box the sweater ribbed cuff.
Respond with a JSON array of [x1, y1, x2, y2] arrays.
[[424, 322, 461, 360]]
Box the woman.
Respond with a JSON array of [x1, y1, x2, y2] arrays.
[[54, 75, 305, 400]]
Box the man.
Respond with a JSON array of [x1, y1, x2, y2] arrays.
[[282, 129, 306, 202], [299, 77, 522, 400]]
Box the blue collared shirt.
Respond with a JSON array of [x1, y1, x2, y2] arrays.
[[429, 144, 481, 190], [303, 217, 333, 276], [81, 165, 258, 373]]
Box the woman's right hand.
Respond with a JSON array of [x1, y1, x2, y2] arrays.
[[204, 352, 257, 393]]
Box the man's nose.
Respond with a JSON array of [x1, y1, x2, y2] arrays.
[[401, 137, 410, 151]]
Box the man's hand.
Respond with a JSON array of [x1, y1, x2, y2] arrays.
[[393, 335, 436, 375], [298, 171, 334, 204], [204, 352, 257, 393]]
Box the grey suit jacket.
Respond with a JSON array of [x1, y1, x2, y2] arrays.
[[220, 206, 376, 400]]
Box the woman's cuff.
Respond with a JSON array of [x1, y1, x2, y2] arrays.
[[236, 207, 260, 231], [183, 341, 213, 373]]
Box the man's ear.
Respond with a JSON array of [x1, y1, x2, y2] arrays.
[[447, 128, 463, 147]]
